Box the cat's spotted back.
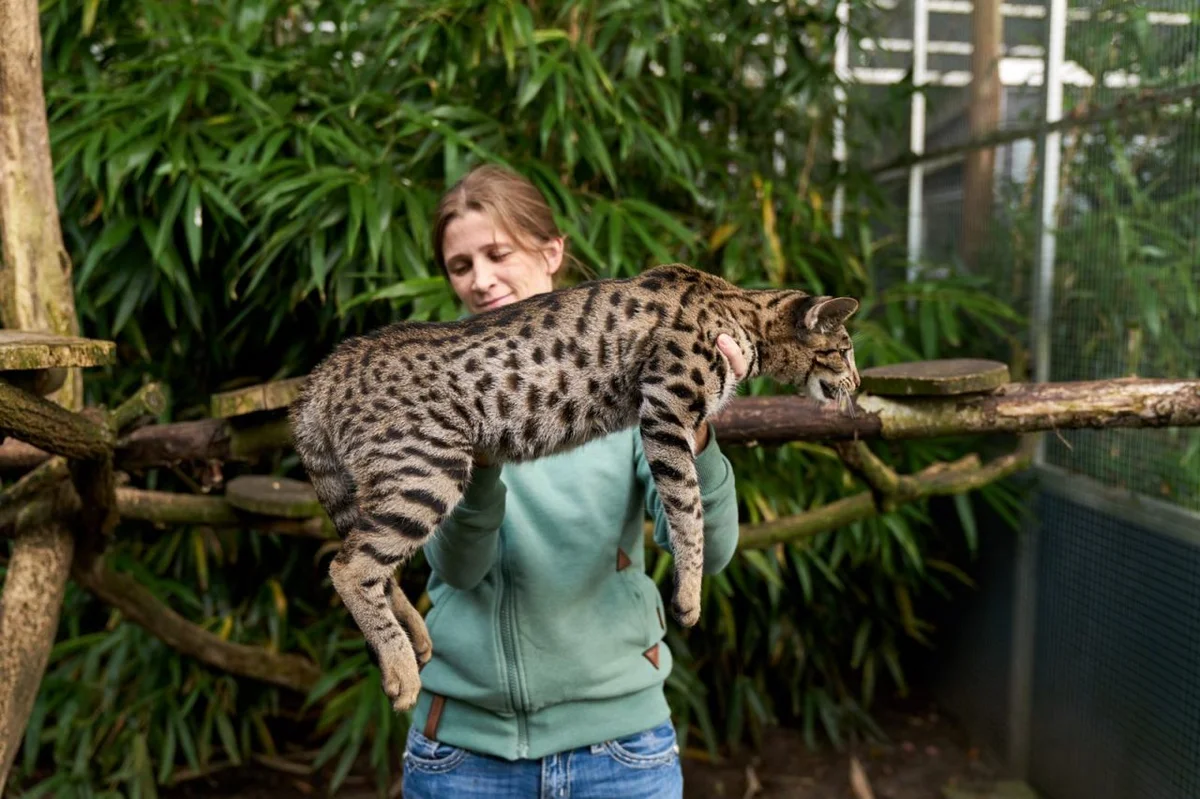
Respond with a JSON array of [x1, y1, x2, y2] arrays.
[[290, 263, 860, 711]]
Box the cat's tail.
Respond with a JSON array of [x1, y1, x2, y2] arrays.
[[289, 392, 360, 539]]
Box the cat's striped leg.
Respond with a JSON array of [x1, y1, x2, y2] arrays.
[[332, 438, 471, 711], [639, 399, 706, 627], [387, 576, 432, 667]]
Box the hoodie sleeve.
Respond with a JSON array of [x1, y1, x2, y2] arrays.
[[422, 465, 506, 590], [636, 425, 740, 575]]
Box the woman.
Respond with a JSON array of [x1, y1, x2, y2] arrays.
[[401, 164, 747, 798]]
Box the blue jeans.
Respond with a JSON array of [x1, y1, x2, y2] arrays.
[[401, 719, 683, 798]]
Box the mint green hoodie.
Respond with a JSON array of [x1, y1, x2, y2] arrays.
[[408, 425, 740, 761]]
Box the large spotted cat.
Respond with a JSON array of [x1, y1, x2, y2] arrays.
[[290, 263, 861, 711]]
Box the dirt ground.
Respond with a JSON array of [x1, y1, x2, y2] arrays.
[[162, 696, 1005, 799], [679, 700, 1004, 799]]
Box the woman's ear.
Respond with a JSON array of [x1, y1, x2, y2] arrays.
[[544, 237, 565, 276]]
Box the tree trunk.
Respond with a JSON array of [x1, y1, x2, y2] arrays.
[[960, 0, 1002, 269], [0, 0, 82, 788]]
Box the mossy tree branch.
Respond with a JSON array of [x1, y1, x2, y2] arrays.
[[7, 377, 1198, 474], [1, 485, 336, 541], [735, 450, 1032, 551], [0, 380, 112, 461], [70, 549, 321, 694]]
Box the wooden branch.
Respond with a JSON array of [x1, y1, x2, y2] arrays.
[[735, 451, 1031, 551], [71, 550, 321, 694], [0, 415, 296, 473], [871, 82, 1200, 175], [117, 416, 292, 471], [0, 379, 113, 460], [0, 385, 163, 545], [2, 484, 335, 540], [3, 378, 1200, 473], [110, 382, 168, 433], [116, 487, 333, 538], [0, 457, 69, 519], [716, 378, 1200, 444], [0, 438, 46, 472]]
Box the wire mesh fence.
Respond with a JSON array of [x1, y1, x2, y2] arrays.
[[1041, 0, 1200, 509], [865, 1, 1200, 796]]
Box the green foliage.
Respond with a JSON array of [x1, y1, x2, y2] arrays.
[[968, 0, 1200, 506], [9, 0, 1026, 794], [1040, 5, 1200, 506]]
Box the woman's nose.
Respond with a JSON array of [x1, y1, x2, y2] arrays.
[[472, 261, 495, 292]]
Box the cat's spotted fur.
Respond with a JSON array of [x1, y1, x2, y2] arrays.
[[290, 264, 860, 711]]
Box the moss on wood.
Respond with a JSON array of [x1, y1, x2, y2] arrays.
[[210, 377, 305, 418], [0, 331, 115, 371], [859, 358, 1010, 396], [0, 380, 113, 460], [224, 475, 323, 518]]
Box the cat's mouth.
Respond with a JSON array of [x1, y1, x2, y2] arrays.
[[819, 379, 857, 416]]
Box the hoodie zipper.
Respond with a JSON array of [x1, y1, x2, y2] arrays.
[[498, 531, 529, 757]]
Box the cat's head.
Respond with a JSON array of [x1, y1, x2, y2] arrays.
[[762, 294, 861, 411]]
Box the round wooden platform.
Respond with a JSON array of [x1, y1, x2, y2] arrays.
[[211, 377, 306, 418], [224, 475, 324, 519], [0, 330, 116, 371], [859, 358, 1010, 396]]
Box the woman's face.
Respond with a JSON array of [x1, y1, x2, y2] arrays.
[[442, 210, 563, 315]]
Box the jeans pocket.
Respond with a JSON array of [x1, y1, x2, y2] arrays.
[[404, 727, 469, 774], [603, 722, 680, 768]]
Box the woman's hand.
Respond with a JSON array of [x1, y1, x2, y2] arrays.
[[694, 333, 749, 454]]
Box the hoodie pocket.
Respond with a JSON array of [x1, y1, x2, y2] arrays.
[[418, 580, 512, 714], [622, 573, 668, 649]]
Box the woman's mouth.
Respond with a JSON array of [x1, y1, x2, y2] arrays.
[[478, 295, 513, 311]]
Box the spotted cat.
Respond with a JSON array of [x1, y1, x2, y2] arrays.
[[290, 263, 860, 711]]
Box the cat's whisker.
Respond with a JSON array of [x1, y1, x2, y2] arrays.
[[837, 387, 857, 417]]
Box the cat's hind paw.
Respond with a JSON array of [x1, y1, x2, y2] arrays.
[[670, 598, 701, 628], [378, 643, 422, 712]]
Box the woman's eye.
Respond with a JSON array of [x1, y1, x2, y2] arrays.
[[490, 250, 511, 262]]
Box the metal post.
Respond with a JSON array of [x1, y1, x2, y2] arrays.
[[1032, 0, 1067, 403], [1008, 0, 1067, 780], [832, 0, 850, 238], [906, 0, 929, 281]]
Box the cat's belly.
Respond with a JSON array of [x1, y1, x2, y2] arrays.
[[484, 393, 642, 463]]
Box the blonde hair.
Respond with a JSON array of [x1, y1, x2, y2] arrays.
[[433, 164, 583, 282]]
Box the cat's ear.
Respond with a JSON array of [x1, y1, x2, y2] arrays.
[[801, 296, 859, 332]]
